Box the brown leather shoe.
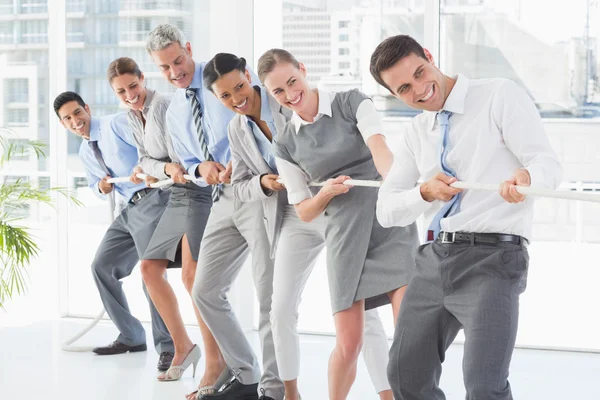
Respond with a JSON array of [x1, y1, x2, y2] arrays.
[[157, 351, 174, 372], [92, 340, 147, 355]]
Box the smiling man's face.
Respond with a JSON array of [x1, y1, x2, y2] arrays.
[[379, 49, 449, 112], [58, 101, 92, 139]]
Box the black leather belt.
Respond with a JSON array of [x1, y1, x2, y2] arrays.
[[130, 188, 153, 204], [436, 231, 528, 247]]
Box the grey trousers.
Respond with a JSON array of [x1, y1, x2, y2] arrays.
[[192, 186, 283, 399], [91, 189, 174, 353], [388, 240, 529, 400]]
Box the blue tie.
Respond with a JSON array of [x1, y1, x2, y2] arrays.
[[426, 111, 462, 242], [88, 140, 111, 177], [186, 88, 220, 202]]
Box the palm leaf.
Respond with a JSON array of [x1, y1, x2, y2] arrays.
[[0, 222, 39, 310], [0, 127, 82, 309], [0, 128, 46, 166]]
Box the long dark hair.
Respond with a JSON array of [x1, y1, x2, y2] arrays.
[[203, 53, 247, 91]]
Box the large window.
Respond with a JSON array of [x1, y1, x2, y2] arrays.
[[20, 20, 48, 44], [0, 21, 13, 44], [20, 0, 47, 14], [0, 0, 55, 320], [0, 0, 212, 324], [255, 0, 600, 351], [6, 79, 28, 102], [255, 0, 427, 338], [2, 0, 600, 353], [440, 0, 600, 119]]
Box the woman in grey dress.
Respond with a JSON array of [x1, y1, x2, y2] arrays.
[[108, 57, 225, 388], [206, 52, 394, 400], [258, 49, 419, 399]]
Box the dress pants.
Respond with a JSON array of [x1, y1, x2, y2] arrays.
[[91, 189, 174, 353], [192, 186, 283, 399], [387, 240, 529, 400]]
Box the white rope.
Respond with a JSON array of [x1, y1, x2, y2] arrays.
[[106, 173, 206, 189], [106, 173, 147, 184], [308, 179, 382, 188], [149, 174, 206, 188], [276, 178, 382, 188], [450, 181, 600, 203], [277, 178, 600, 204], [61, 309, 106, 352]]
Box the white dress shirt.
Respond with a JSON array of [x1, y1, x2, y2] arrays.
[[276, 89, 383, 204], [377, 75, 562, 241]]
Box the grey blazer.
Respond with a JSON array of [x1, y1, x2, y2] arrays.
[[228, 92, 292, 258]]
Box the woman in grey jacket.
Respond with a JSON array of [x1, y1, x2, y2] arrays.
[[205, 52, 393, 400]]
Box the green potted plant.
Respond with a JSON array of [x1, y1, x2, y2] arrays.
[[0, 127, 81, 309]]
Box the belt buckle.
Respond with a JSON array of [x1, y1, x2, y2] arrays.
[[441, 231, 455, 244]]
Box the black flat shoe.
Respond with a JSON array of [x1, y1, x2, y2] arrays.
[[157, 351, 174, 371], [92, 340, 147, 355], [199, 378, 258, 399]]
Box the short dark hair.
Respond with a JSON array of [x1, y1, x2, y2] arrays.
[[53, 91, 86, 118], [369, 35, 427, 93], [203, 53, 247, 91]]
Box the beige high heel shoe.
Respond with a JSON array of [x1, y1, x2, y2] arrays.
[[158, 344, 201, 381]]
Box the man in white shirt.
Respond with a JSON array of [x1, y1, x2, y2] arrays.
[[369, 35, 562, 399]]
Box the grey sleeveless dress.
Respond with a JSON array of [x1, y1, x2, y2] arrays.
[[273, 89, 419, 314]]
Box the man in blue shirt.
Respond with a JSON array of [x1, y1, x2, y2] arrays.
[[54, 91, 175, 371], [146, 24, 282, 400]]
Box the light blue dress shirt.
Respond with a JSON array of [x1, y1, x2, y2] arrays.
[[166, 61, 260, 184], [245, 86, 278, 172], [78, 113, 145, 203]]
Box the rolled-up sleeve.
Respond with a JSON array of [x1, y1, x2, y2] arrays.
[[377, 129, 431, 227], [355, 99, 384, 143], [275, 157, 312, 205]]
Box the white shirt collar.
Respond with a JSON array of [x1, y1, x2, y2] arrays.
[[291, 89, 334, 134], [428, 74, 469, 131]]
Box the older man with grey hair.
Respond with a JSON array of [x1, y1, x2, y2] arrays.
[[146, 24, 283, 400]]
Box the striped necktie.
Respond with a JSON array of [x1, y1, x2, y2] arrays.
[[426, 110, 462, 242], [186, 88, 220, 202], [88, 140, 111, 177]]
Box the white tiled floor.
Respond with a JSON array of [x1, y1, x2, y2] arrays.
[[1, 318, 600, 400]]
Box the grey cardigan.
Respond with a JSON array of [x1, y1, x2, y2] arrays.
[[128, 88, 178, 180], [227, 91, 291, 258]]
